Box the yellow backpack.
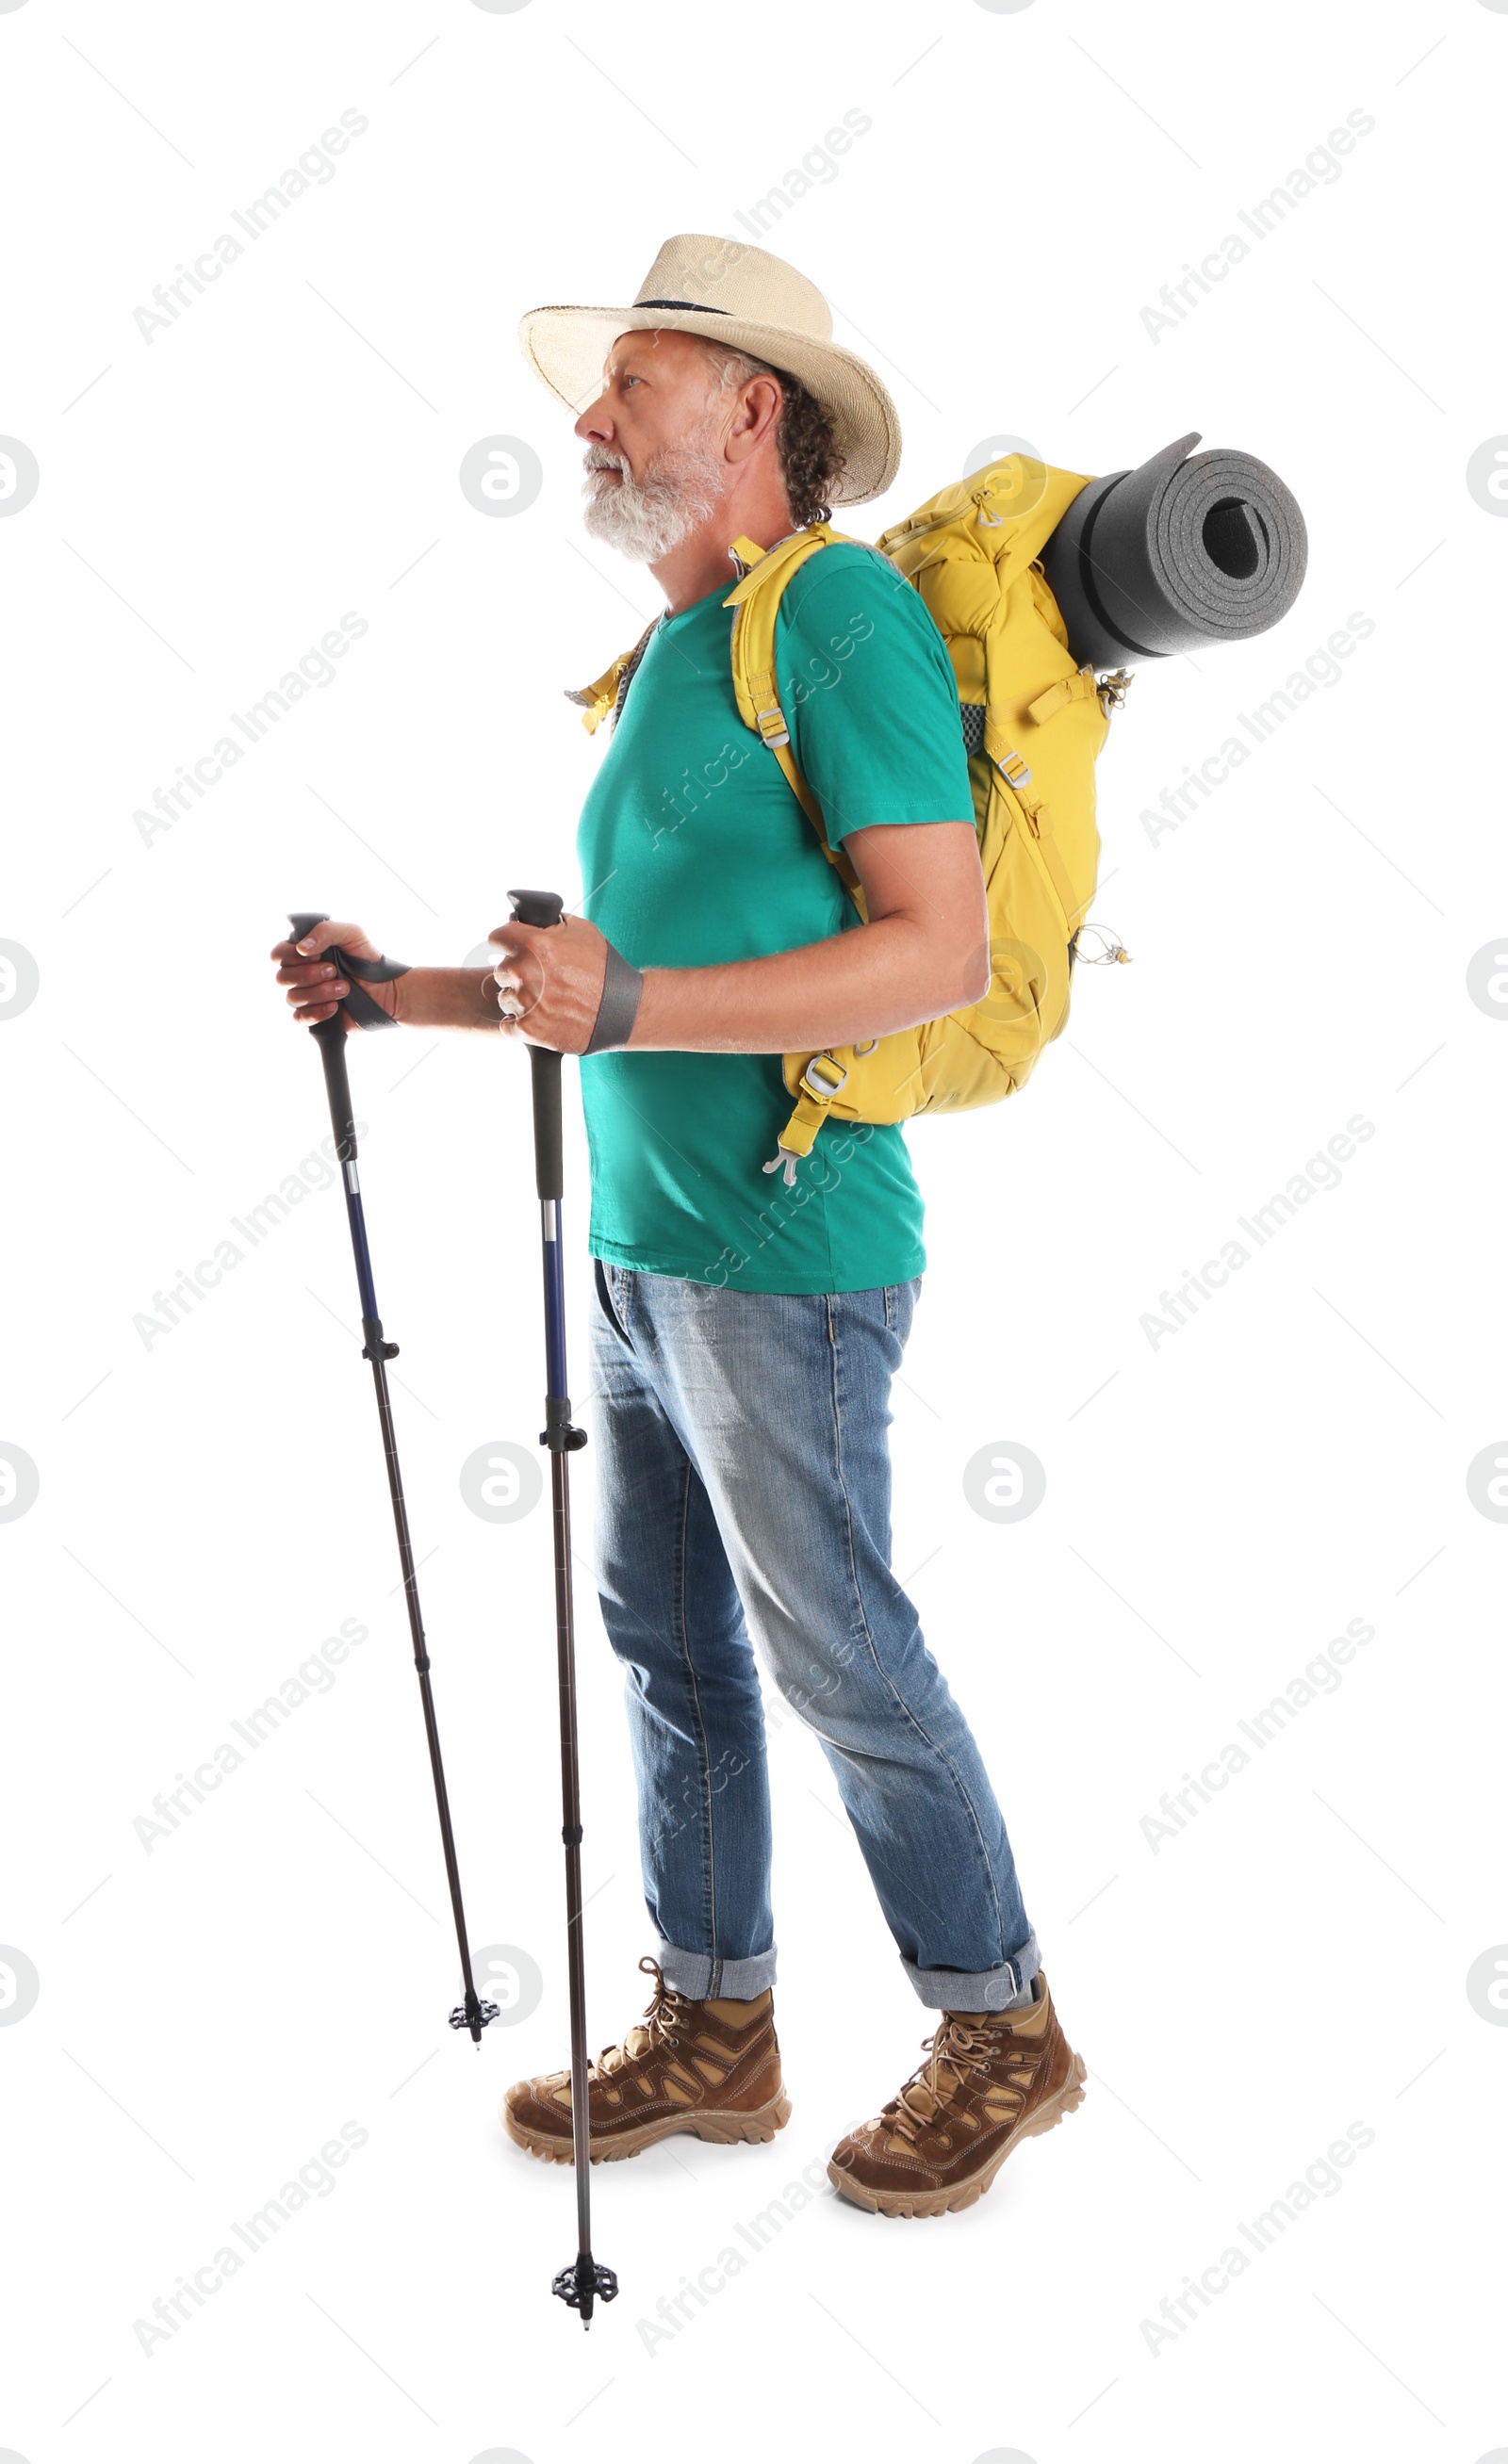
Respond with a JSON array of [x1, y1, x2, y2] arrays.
[[569, 453, 1132, 1179]]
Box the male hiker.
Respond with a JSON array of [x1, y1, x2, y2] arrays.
[[271, 236, 1086, 2219]]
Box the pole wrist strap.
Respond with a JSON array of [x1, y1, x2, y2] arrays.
[[583, 941, 644, 1054], [338, 947, 410, 1031]]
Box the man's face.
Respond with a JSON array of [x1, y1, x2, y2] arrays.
[[576, 329, 729, 563]]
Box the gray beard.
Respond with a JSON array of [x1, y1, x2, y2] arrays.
[[582, 431, 727, 563]]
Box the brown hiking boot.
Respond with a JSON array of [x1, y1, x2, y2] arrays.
[[828, 1969, 1087, 2218], [502, 1956, 791, 2164]]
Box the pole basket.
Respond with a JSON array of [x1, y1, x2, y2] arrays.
[[448, 1995, 500, 2042], [552, 2257, 620, 2324]]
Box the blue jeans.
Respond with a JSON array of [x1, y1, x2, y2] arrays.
[[587, 1264, 1040, 2012]]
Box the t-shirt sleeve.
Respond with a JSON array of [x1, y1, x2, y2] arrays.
[[773, 546, 975, 846]]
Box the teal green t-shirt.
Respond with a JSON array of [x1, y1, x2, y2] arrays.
[[574, 542, 974, 1295]]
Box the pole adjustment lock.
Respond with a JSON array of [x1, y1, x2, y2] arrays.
[[541, 1395, 588, 1453]]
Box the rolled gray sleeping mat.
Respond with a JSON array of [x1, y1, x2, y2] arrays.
[[1041, 431, 1306, 668]]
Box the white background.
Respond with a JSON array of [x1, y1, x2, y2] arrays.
[[2, 1, 1505, 2458]]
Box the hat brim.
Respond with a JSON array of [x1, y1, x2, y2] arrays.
[[517, 304, 902, 507]]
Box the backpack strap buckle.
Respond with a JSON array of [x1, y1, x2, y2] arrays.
[[995, 747, 1034, 790], [728, 533, 769, 579], [798, 1052, 848, 1102], [754, 705, 791, 749]]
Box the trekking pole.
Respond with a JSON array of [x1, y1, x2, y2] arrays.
[[507, 889, 618, 2328], [287, 912, 498, 2048]]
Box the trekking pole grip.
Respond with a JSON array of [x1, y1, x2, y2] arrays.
[[508, 889, 566, 1202], [288, 910, 357, 1159]]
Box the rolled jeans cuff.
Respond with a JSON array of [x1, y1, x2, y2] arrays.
[[902, 1928, 1041, 2014], [656, 1938, 778, 2001]]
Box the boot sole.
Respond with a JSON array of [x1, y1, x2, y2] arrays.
[[503, 2089, 792, 2165], [827, 2051, 1088, 2218]]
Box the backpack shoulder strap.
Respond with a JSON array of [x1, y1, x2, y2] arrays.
[[566, 619, 659, 736], [723, 528, 869, 914]]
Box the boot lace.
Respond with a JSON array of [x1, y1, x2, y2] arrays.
[[590, 1956, 691, 2081], [888, 2015, 1011, 2146]]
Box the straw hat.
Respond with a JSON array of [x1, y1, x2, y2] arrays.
[[517, 233, 902, 506]]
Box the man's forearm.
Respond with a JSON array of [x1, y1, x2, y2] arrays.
[[629, 917, 982, 1055], [392, 966, 501, 1031]]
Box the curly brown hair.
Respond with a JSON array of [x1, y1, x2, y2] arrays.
[[697, 340, 846, 528]]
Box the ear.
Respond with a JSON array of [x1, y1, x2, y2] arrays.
[[724, 372, 784, 466]]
